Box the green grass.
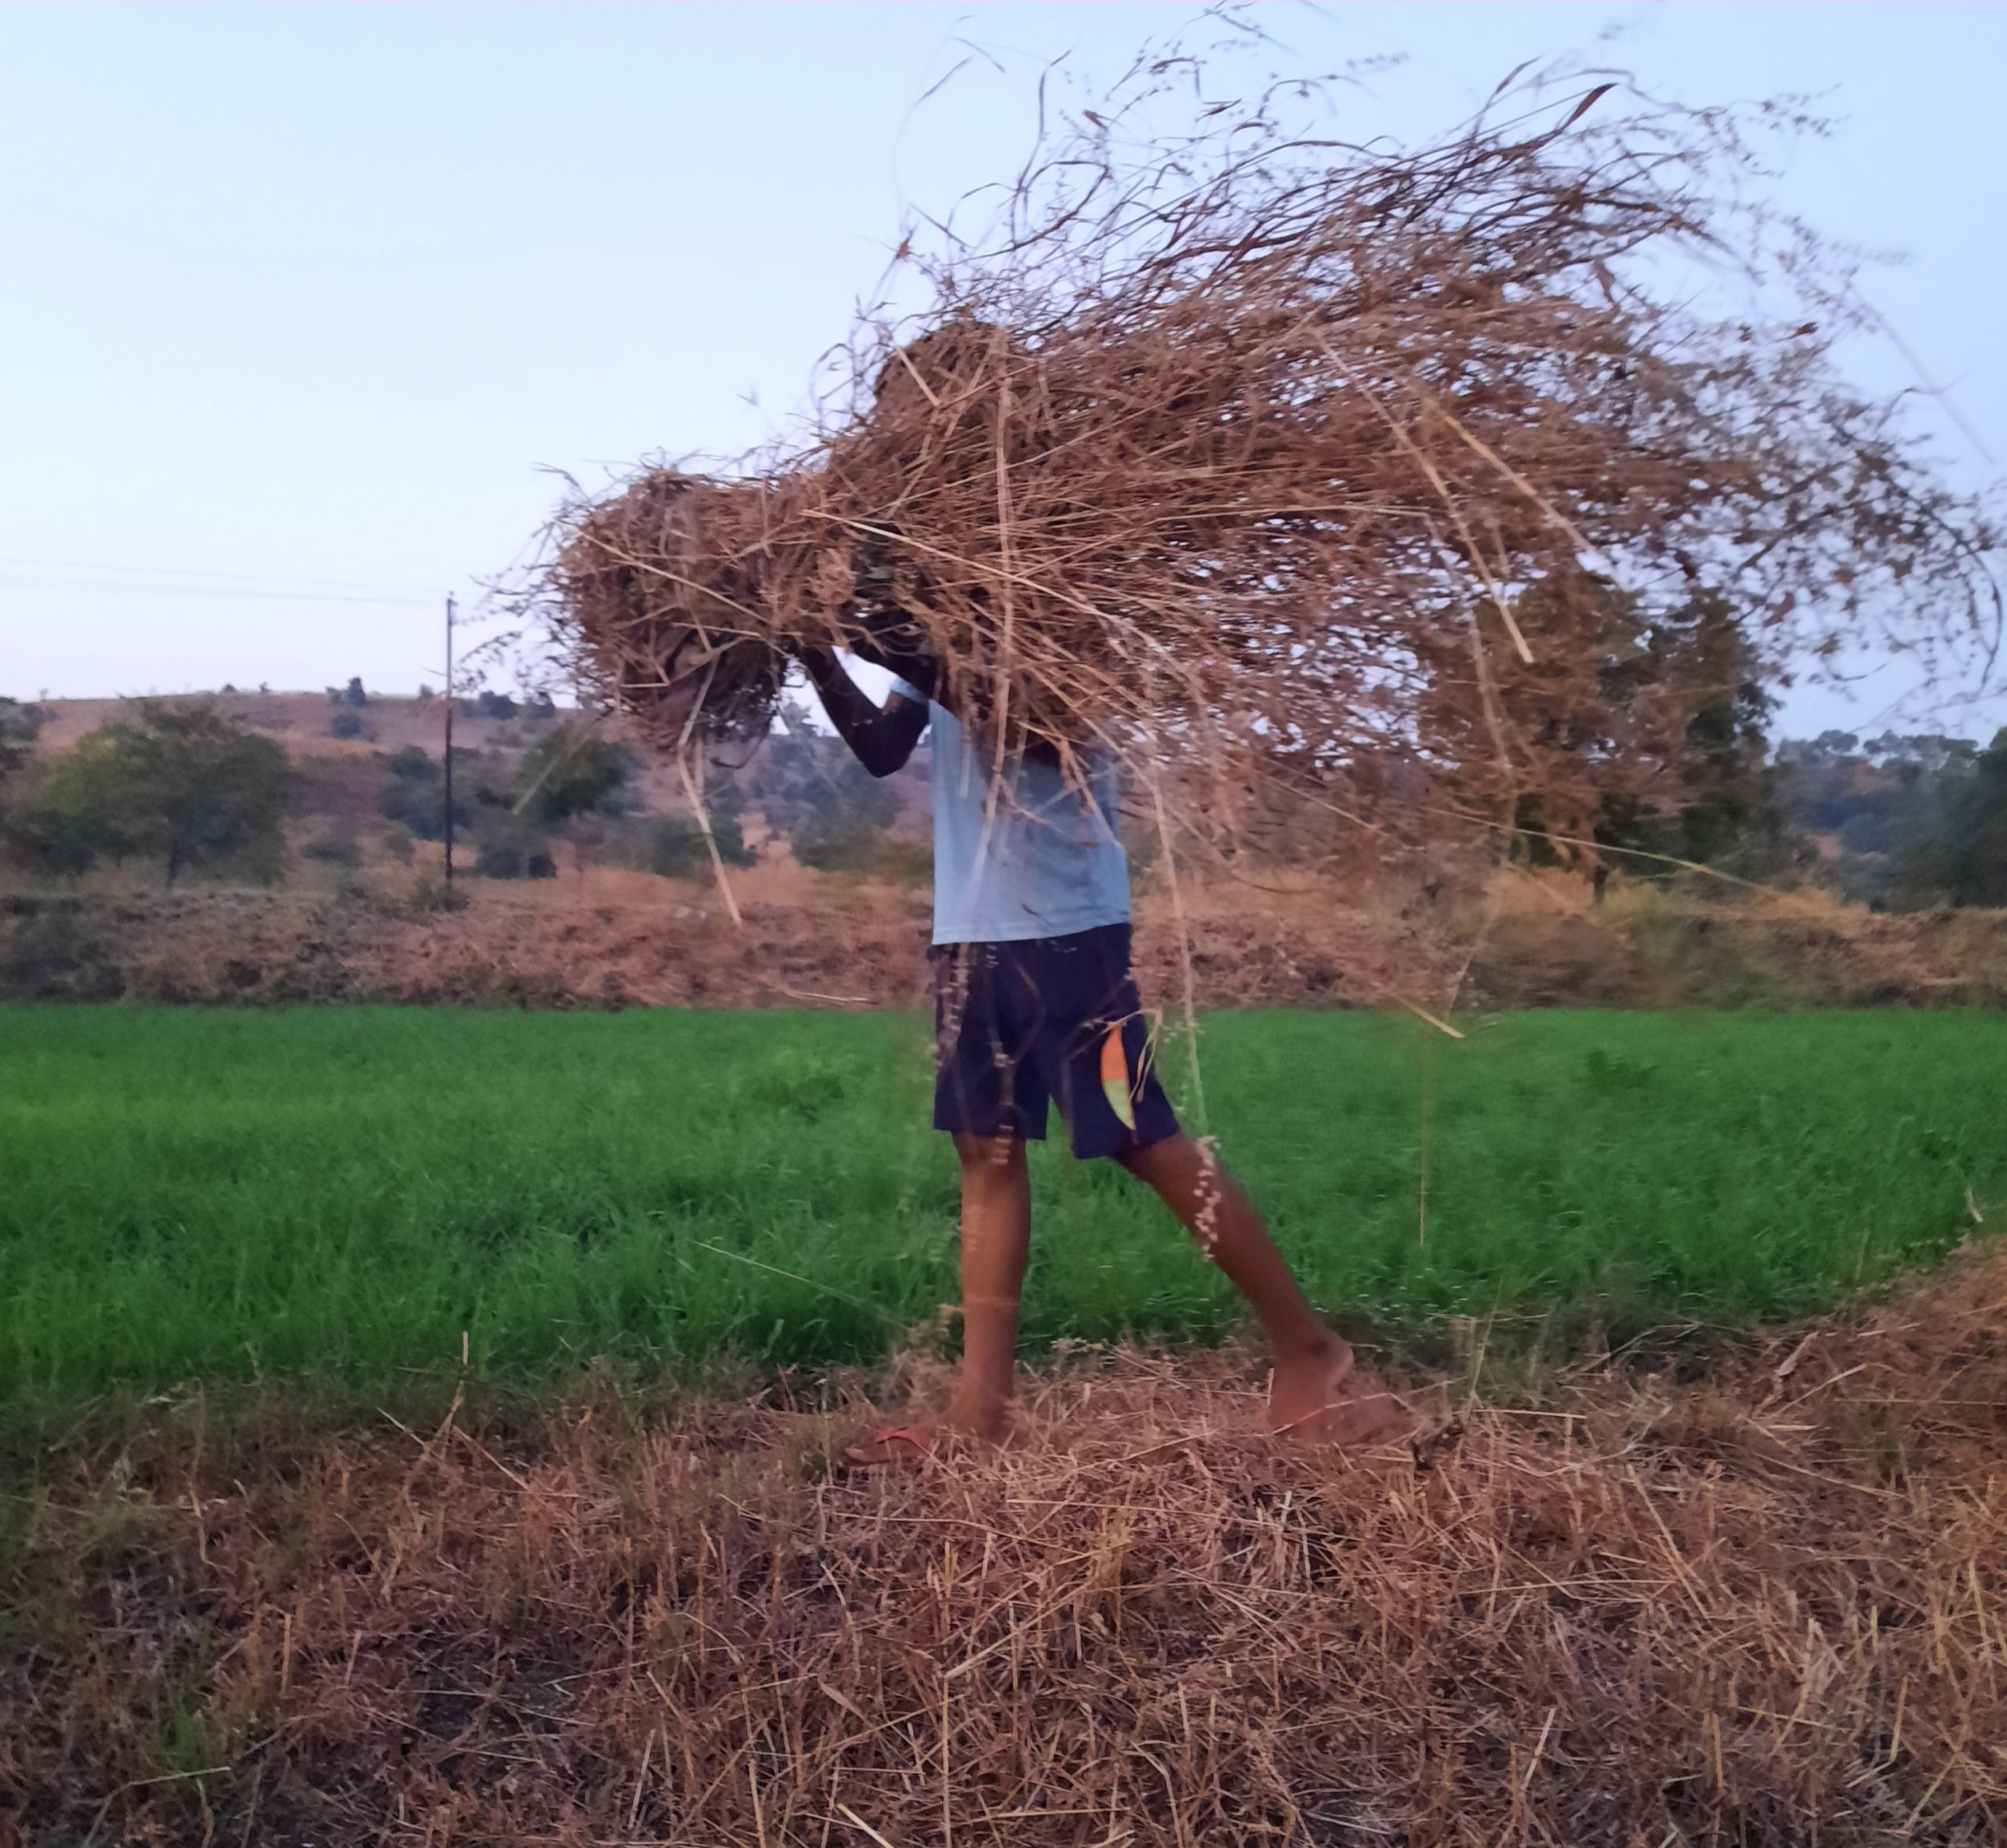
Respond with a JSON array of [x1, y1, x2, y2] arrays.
[[2, 1005, 2002, 1411]]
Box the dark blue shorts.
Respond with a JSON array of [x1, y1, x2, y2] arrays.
[[931, 923, 1181, 1160]]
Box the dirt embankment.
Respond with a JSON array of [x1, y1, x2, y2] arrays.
[[0, 886, 1436, 1010], [8, 1246, 2005, 1846], [5, 878, 2006, 1011]]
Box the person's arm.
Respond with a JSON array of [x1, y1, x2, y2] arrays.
[[799, 647, 932, 778]]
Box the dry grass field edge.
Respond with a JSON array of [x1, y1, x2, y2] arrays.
[[6, 1243, 2005, 1846], [7, 878, 2007, 1011]]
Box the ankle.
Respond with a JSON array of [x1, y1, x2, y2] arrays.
[[944, 1389, 1012, 1442], [1274, 1326, 1349, 1368]]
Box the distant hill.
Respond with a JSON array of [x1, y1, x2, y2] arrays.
[[30, 688, 926, 801], [16, 690, 933, 891], [38, 688, 564, 757]]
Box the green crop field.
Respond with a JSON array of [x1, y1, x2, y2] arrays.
[[2, 1004, 2002, 1412]]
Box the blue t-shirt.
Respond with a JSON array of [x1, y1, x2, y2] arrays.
[[892, 679, 1131, 945]]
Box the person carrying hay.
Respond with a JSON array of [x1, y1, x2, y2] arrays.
[[801, 626, 1382, 1463]]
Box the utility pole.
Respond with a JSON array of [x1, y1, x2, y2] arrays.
[[442, 591, 456, 888]]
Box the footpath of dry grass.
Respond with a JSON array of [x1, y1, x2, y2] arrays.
[[6, 1247, 2004, 1847]]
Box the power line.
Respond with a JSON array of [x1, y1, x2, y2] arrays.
[[0, 554, 445, 596], [0, 575, 437, 608]]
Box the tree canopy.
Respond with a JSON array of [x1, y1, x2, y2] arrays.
[[22, 702, 290, 883], [516, 728, 633, 828], [1890, 732, 2007, 908]]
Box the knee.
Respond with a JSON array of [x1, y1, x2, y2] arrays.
[[1112, 1130, 1196, 1185]]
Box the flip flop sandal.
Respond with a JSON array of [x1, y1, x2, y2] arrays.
[[841, 1425, 939, 1470]]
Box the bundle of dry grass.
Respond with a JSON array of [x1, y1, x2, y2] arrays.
[[11, 1246, 2005, 1845], [533, 38, 1998, 862]]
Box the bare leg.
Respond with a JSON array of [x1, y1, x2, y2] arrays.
[[1116, 1132, 1356, 1436], [844, 1132, 1028, 1465], [942, 1131, 1030, 1440]]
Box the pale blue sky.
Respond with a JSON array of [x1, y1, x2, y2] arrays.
[[2, 2, 2002, 739]]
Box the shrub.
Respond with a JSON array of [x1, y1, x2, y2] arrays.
[[473, 842, 556, 880], [302, 826, 362, 866], [474, 844, 525, 879], [642, 817, 709, 880], [458, 691, 518, 721], [0, 896, 122, 1000], [406, 874, 470, 913], [793, 808, 895, 873], [378, 746, 477, 841], [470, 807, 555, 880], [627, 806, 757, 881], [866, 836, 933, 885], [708, 786, 757, 868]]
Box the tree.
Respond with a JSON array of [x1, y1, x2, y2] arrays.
[[517, 728, 632, 829], [1774, 732, 1981, 906], [1508, 581, 1785, 887], [1893, 730, 2007, 907], [0, 697, 43, 797], [516, 726, 633, 884], [344, 676, 368, 708], [0, 699, 45, 863], [22, 702, 289, 883]]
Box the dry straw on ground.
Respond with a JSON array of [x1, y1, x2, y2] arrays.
[[9, 1243, 2005, 1845], [531, 31, 1999, 868], [12, 878, 2007, 1010]]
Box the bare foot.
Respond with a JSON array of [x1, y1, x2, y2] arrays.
[[1263, 1335, 1356, 1440], [1303, 1365, 1417, 1447]]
